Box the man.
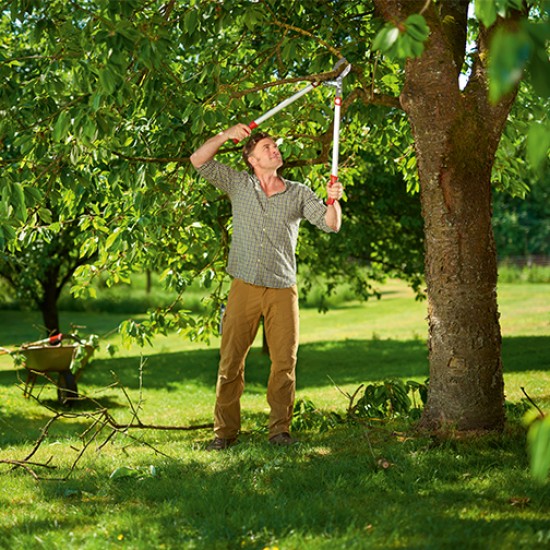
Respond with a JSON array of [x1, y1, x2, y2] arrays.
[[190, 123, 343, 450]]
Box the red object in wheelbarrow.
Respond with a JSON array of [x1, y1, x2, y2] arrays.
[[11, 333, 96, 405]]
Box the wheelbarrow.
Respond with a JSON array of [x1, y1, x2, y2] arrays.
[[2, 333, 96, 404]]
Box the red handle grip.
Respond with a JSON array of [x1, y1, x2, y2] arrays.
[[326, 174, 338, 205], [232, 121, 258, 144], [49, 333, 63, 345]]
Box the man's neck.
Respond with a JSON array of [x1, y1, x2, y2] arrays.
[[256, 169, 285, 197]]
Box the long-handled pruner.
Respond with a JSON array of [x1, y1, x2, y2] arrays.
[[233, 59, 351, 144], [324, 58, 351, 205]]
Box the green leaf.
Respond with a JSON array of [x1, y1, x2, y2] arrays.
[[23, 185, 42, 206], [475, 0, 497, 28], [526, 121, 550, 169], [373, 25, 400, 53], [405, 14, 430, 41], [91, 91, 103, 111], [243, 6, 264, 30], [488, 27, 532, 103], [38, 207, 52, 224], [527, 416, 550, 482], [373, 16, 428, 60], [98, 68, 117, 94], [53, 111, 71, 141], [0, 223, 16, 246], [10, 182, 27, 223], [527, 50, 550, 98], [109, 466, 139, 480], [184, 9, 199, 35], [105, 229, 123, 252]]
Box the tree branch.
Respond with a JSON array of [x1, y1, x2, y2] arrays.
[[268, 19, 342, 58], [2, 374, 214, 480]]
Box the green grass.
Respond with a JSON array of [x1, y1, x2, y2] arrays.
[[0, 281, 549, 549], [498, 264, 550, 284]]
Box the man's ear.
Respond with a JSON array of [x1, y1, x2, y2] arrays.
[[247, 155, 257, 167]]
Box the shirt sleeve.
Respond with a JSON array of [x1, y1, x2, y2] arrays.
[[300, 185, 335, 233], [195, 159, 249, 196]]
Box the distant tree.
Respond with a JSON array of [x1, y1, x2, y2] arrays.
[[493, 177, 550, 258], [0, 221, 95, 335]]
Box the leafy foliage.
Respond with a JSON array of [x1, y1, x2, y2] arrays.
[[0, 0, 547, 349], [350, 379, 428, 420], [0, 0, 425, 341], [372, 13, 431, 59], [524, 409, 550, 482], [483, 0, 550, 171], [484, 1, 550, 103], [292, 379, 428, 433]]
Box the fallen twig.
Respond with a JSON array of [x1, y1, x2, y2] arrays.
[[2, 371, 213, 481], [521, 387, 545, 418]]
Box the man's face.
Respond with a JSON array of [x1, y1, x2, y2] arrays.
[[248, 138, 283, 171]]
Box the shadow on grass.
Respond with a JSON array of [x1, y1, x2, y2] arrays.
[[0, 404, 102, 447], [69, 335, 550, 391], [6, 426, 548, 549], [1, 336, 548, 395], [27, 339, 430, 392], [502, 336, 550, 373]]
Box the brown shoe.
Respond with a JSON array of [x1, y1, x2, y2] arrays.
[[269, 432, 299, 446], [206, 437, 238, 451]]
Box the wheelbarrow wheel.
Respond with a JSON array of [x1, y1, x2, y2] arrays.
[[57, 370, 78, 405]]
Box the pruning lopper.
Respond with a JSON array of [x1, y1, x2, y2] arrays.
[[234, 59, 351, 202]]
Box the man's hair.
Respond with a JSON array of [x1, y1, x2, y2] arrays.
[[242, 132, 272, 171]]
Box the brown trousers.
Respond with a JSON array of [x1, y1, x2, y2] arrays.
[[214, 278, 299, 439]]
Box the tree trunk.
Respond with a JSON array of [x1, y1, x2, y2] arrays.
[[374, 0, 519, 431], [146, 270, 152, 294], [39, 272, 61, 336], [413, 118, 505, 430]]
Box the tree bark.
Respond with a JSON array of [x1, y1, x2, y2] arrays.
[[39, 270, 61, 336], [374, 0, 520, 430]]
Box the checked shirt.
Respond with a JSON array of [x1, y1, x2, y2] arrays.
[[196, 159, 335, 288]]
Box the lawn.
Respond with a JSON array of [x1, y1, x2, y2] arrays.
[[0, 280, 549, 549]]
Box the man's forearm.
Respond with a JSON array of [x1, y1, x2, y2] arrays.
[[190, 124, 252, 168], [325, 201, 342, 232], [190, 132, 228, 168]]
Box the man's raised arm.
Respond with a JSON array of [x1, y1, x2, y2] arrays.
[[190, 124, 251, 168]]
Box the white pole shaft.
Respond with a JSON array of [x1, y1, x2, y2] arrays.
[[250, 83, 317, 128], [326, 91, 342, 205], [331, 96, 342, 180]]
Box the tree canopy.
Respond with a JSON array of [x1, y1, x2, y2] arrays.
[[1, 0, 429, 337]]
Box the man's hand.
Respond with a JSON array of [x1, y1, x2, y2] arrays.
[[190, 123, 252, 168], [225, 123, 252, 143], [327, 179, 344, 203], [325, 179, 343, 232]]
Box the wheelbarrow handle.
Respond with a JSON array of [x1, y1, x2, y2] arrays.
[[20, 333, 63, 349], [49, 333, 63, 345], [19, 333, 82, 350]]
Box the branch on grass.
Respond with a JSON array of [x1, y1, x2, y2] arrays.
[[0, 458, 57, 480], [3, 375, 213, 481], [328, 375, 365, 417], [521, 387, 545, 418], [0, 412, 61, 479]]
